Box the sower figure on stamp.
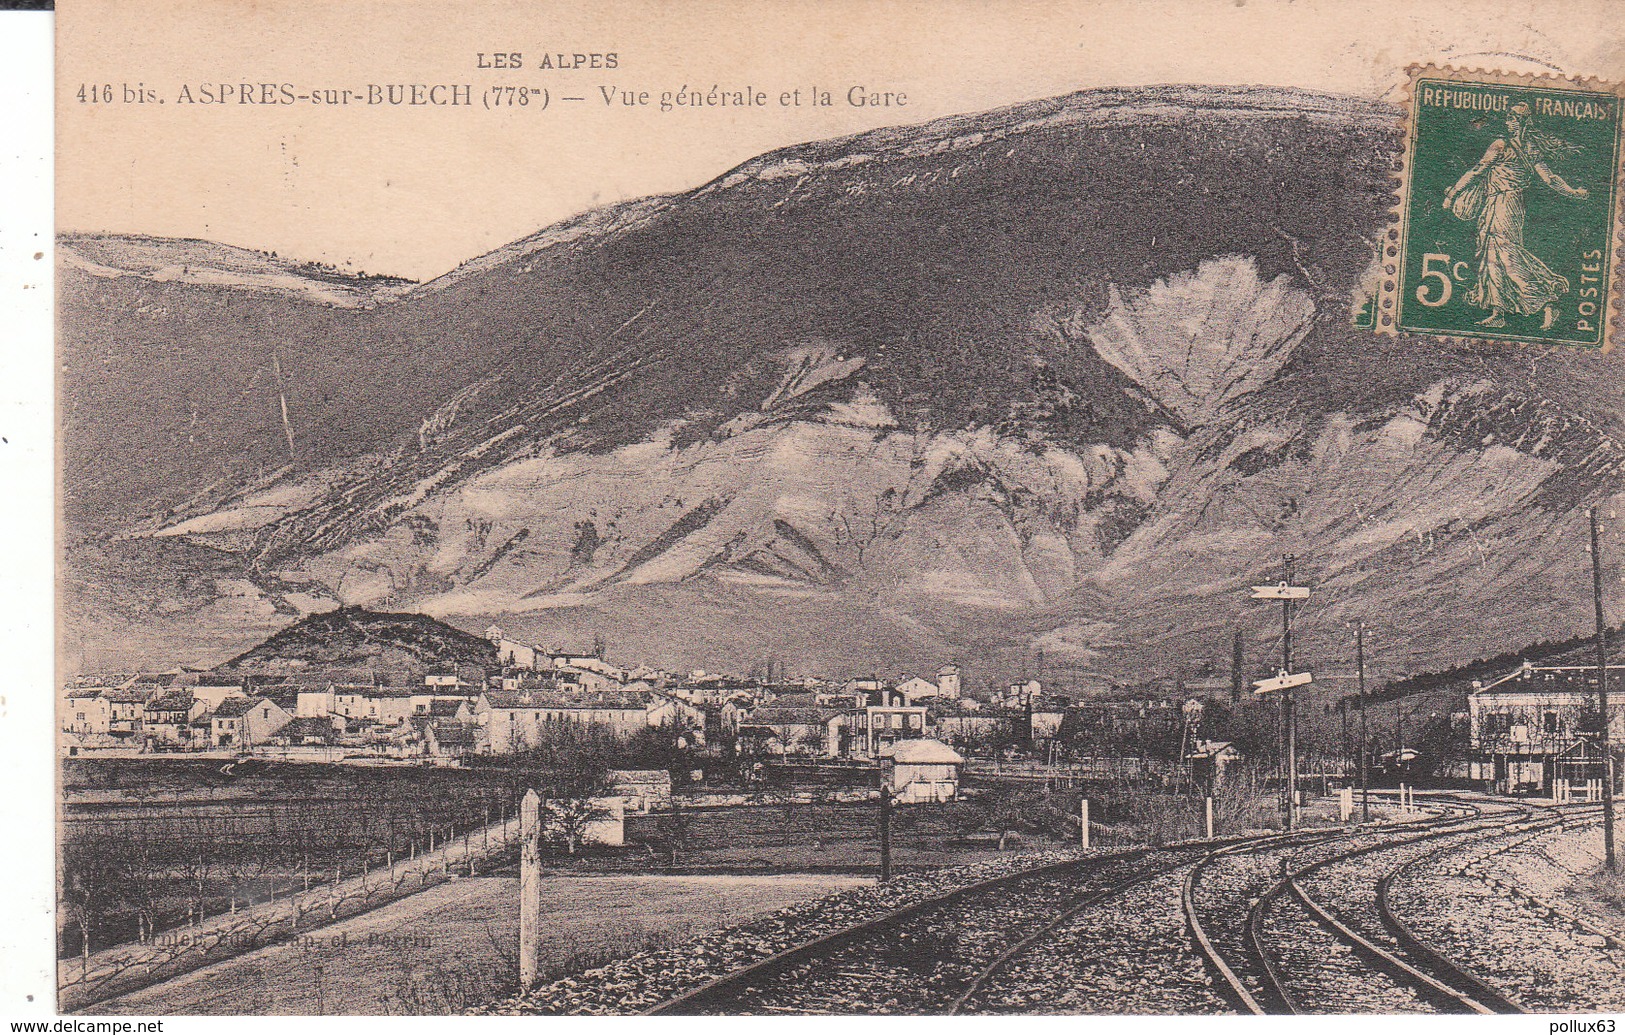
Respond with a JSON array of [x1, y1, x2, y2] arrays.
[[1443, 101, 1590, 329]]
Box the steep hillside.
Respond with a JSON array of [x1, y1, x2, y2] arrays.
[[60, 85, 1625, 683]]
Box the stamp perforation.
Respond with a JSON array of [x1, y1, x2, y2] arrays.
[[1375, 63, 1625, 353]]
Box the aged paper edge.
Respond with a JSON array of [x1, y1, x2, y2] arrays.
[[1375, 63, 1625, 355]]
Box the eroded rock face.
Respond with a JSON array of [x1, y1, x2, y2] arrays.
[[1084, 256, 1315, 427]]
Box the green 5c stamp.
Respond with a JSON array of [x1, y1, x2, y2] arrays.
[[1381, 67, 1624, 350]]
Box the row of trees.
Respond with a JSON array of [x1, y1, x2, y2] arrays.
[[60, 780, 521, 963]]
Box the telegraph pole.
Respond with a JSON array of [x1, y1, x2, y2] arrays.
[[878, 785, 893, 882], [1357, 621, 1370, 824], [1339, 699, 1349, 778], [1283, 555, 1298, 831], [1590, 508, 1617, 871], [1231, 628, 1245, 703]]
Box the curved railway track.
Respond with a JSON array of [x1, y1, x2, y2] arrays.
[[644, 797, 1474, 1015], [943, 825, 1350, 1014], [643, 830, 1320, 1015], [1371, 804, 1605, 1013], [1190, 800, 1603, 1015], [633, 795, 1605, 1016]]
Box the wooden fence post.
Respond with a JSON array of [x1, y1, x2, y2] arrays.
[[519, 789, 543, 989]]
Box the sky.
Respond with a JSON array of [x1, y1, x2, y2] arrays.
[[57, 0, 1625, 281]]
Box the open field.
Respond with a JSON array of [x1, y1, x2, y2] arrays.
[[90, 873, 864, 1014]]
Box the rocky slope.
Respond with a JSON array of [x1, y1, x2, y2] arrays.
[[59, 85, 1625, 686]]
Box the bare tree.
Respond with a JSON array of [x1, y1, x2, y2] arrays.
[[62, 839, 126, 977], [656, 796, 693, 867], [542, 797, 611, 856]]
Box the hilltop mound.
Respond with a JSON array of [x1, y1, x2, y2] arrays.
[[221, 606, 496, 673]]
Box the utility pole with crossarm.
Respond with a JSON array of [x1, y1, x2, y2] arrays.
[[1589, 508, 1616, 872]]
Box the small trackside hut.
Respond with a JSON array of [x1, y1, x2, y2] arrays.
[[880, 738, 965, 803]]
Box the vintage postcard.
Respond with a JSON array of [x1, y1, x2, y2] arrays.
[[43, 0, 1625, 1021]]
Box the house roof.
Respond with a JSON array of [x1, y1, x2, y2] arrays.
[[145, 691, 194, 712], [428, 699, 467, 716], [1188, 740, 1239, 759], [768, 692, 821, 708], [1475, 663, 1625, 695], [741, 705, 844, 726], [885, 739, 965, 764], [212, 697, 273, 718], [334, 686, 420, 699], [483, 689, 649, 710]]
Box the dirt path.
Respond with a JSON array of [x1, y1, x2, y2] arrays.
[[94, 873, 865, 1014]]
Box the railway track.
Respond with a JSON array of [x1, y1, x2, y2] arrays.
[[1191, 800, 1602, 1015], [633, 795, 1605, 1016], [643, 830, 1324, 1015], [644, 799, 1467, 1015], [1372, 803, 1610, 1013]]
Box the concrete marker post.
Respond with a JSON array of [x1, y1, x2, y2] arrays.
[[519, 789, 543, 989]]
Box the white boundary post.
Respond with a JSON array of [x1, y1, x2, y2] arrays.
[[519, 790, 542, 989]]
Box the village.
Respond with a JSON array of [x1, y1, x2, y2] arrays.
[[59, 616, 1625, 805], [61, 622, 1110, 804], [54, 612, 1625, 1016]]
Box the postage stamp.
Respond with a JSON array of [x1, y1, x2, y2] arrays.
[[1376, 65, 1625, 350]]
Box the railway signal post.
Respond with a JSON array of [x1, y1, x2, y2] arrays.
[[1251, 560, 1312, 831]]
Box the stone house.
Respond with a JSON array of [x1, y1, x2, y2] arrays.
[[1468, 662, 1625, 792], [736, 704, 848, 757], [63, 688, 111, 736], [211, 696, 293, 749], [143, 691, 206, 747]]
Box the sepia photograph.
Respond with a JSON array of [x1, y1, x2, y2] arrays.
[[29, 0, 1625, 1019]]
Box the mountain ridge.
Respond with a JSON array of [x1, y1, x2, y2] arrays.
[[59, 83, 1625, 688]]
